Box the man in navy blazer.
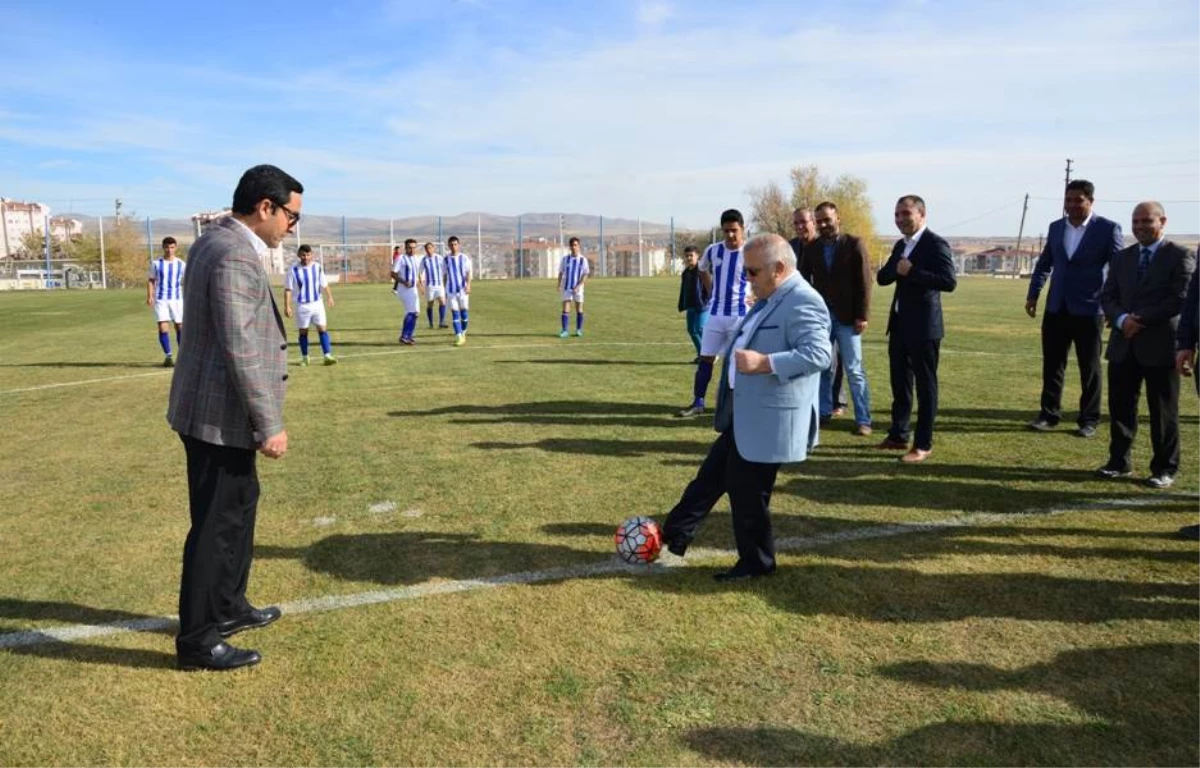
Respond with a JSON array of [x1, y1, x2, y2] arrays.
[[661, 234, 831, 581], [1025, 180, 1123, 437], [876, 195, 957, 463]]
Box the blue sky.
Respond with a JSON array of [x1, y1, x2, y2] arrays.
[[1, 0, 1197, 235]]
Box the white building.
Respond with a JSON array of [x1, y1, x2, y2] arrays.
[[0, 198, 51, 259]]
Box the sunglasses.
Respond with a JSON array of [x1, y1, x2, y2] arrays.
[[275, 203, 301, 227]]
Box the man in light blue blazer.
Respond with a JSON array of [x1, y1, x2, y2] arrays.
[[661, 234, 832, 581]]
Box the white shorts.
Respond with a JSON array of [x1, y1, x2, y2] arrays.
[[448, 292, 470, 311], [296, 301, 327, 330], [699, 313, 743, 357], [396, 286, 419, 313], [425, 286, 446, 302], [154, 299, 183, 324], [561, 288, 584, 304]]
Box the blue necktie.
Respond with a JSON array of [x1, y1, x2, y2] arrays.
[[1138, 247, 1152, 281]]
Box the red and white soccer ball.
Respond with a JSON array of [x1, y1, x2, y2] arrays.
[[614, 516, 662, 564]]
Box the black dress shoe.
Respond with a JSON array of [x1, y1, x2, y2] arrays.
[[217, 606, 282, 638], [713, 564, 775, 583], [178, 642, 261, 671]]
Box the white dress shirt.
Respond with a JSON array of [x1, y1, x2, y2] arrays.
[[1063, 213, 1093, 260]]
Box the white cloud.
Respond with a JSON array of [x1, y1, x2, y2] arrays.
[[637, 0, 674, 26]]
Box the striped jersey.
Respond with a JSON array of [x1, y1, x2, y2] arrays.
[[286, 262, 327, 304], [559, 255, 590, 290], [393, 254, 417, 288], [420, 254, 444, 287], [148, 258, 185, 300], [698, 242, 748, 317], [444, 253, 472, 294]]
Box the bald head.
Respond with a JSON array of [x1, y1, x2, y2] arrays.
[[1131, 201, 1167, 247]]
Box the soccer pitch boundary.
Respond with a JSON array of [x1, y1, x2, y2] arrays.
[[1, 340, 1039, 396], [1, 494, 1188, 651]]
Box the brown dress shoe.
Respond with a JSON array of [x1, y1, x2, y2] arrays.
[[900, 448, 932, 463], [852, 424, 873, 437], [877, 437, 908, 450]]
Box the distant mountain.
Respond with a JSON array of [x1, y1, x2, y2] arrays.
[[67, 212, 676, 244]]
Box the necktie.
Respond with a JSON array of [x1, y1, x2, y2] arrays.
[[1138, 247, 1152, 281]]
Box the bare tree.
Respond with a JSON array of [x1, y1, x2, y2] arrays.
[[750, 164, 881, 265]]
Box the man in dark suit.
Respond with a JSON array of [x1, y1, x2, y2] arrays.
[[1175, 267, 1199, 538], [661, 235, 831, 581], [801, 202, 873, 436], [876, 195, 957, 463], [791, 206, 847, 416], [167, 165, 302, 671], [1096, 202, 1196, 489], [1025, 180, 1123, 438]]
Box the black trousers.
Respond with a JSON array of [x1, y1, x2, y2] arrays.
[[178, 435, 260, 653], [1106, 359, 1180, 476], [661, 426, 780, 573], [1039, 311, 1104, 428], [886, 336, 941, 451]]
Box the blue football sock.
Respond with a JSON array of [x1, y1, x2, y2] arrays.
[[439, 304, 446, 324], [318, 331, 331, 355], [299, 333, 309, 356], [426, 306, 434, 327], [461, 309, 469, 331], [451, 310, 462, 335], [576, 312, 584, 331], [159, 331, 171, 355], [561, 313, 569, 332], [692, 360, 713, 406]]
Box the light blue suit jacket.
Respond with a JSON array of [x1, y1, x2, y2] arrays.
[[714, 273, 832, 463]]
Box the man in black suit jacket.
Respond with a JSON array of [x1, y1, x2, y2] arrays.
[[1175, 267, 1199, 539], [1096, 202, 1196, 489], [1025, 180, 1123, 437], [876, 195, 957, 463]]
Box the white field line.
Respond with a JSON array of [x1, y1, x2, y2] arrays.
[[1, 494, 1191, 651], [0, 341, 691, 396]]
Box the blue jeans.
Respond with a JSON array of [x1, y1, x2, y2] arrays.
[[820, 318, 871, 424], [685, 308, 708, 355]]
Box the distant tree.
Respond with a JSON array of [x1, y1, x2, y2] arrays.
[[749, 164, 881, 265]]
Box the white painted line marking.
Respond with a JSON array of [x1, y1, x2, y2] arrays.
[[367, 501, 397, 514], [1, 494, 1191, 650]]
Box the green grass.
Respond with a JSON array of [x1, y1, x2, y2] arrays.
[[0, 277, 1196, 766]]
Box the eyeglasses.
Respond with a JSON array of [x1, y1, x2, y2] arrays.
[[275, 203, 300, 227]]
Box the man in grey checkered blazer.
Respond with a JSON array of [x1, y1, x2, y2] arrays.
[[167, 165, 302, 671]]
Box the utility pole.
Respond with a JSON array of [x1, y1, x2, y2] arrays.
[[1014, 193, 1030, 276], [114, 198, 123, 223], [1062, 158, 1074, 216]]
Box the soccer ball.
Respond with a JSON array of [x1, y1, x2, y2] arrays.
[[614, 516, 662, 564]]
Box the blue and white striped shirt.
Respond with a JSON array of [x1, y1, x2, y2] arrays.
[[420, 255, 444, 287], [699, 243, 748, 317], [286, 262, 327, 304], [393, 254, 417, 288], [148, 258, 185, 301], [445, 253, 472, 294], [559, 255, 590, 290]]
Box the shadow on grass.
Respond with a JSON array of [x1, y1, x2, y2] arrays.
[[494, 359, 693, 367], [392, 400, 677, 417], [682, 643, 1198, 766], [0, 598, 176, 669], [257, 532, 601, 586], [471, 437, 711, 457]]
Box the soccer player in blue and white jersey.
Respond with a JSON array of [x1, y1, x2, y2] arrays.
[[146, 236, 186, 367], [392, 238, 420, 345], [557, 236, 590, 338], [444, 236, 473, 347], [284, 244, 337, 366], [677, 209, 750, 417], [419, 241, 448, 329]]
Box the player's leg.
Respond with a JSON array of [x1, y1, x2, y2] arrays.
[[560, 298, 571, 337], [314, 304, 335, 364], [155, 304, 174, 365], [459, 294, 470, 332], [574, 296, 584, 336], [661, 430, 733, 556], [679, 317, 732, 417], [426, 299, 434, 328], [438, 296, 447, 327]]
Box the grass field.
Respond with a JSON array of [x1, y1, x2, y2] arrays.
[[0, 276, 1196, 766]]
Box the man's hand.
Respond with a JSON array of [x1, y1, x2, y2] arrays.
[[327, 295, 335, 308], [896, 259, 912, 277], [146, 296, 154, 307], [735, 349, 771, 374], [1122, 315, 1145, 339], [1176, 350, 1195, 377], [259, 430, 288, 460], [853, 319, 868, 334], [284, 304, 292, 318]]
